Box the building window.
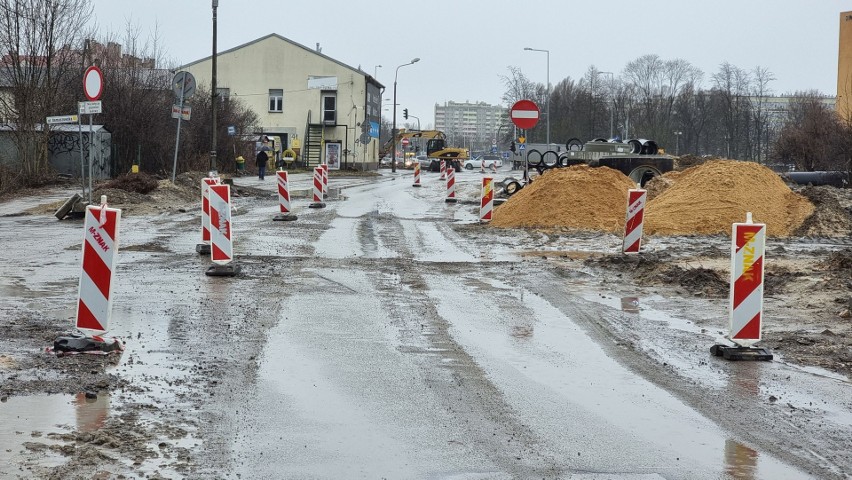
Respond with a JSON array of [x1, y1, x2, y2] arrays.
[[322, 92, 336, 124], [269, 89, 283, 112]]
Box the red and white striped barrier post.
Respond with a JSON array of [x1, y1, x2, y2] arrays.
[[711, 212, 772, 360], [729, 212, 765, 345], [412, 161, 422, 187], [480, 177, 494, 222], [321, 163, 329, 198], [308, 166, 326, 209], [76, 196, 121, 335], [274, 170, 297, 221], [445, 167, 457, 203], [439, 159, 447, 180], [206, 184, 240, 276], [196, 177, 219, 254], [622, 186, 647, 254]]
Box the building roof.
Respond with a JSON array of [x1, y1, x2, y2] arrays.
[[180, 33, 384, 89]]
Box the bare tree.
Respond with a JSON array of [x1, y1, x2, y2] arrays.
[[749, 66, 775, 163], [772, 91, 843, 172], [0, 0, 93, 190]]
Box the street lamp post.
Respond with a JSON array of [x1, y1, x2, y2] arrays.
[[674, 131, 683, 155], [524, 47, 549, 147], [210, 0, 218, 174], [599, 71, 614, 139], [391, 58, 420, 173]]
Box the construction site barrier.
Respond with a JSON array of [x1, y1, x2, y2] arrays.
[[623, 187, 647, 254], [76, 197, 121, 335]]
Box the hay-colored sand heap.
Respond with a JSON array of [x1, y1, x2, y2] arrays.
[[645, 160, 814, 237], [492, 165, 635, 232]]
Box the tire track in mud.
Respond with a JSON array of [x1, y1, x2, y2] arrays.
[[351, 213, 566, 478]]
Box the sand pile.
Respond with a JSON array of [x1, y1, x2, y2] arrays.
[[645, 160, 814, 237], [491, 165, 635, 232]]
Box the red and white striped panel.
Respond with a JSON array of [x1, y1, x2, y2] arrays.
[[729, 218, 766, 346], [622, 188, 647, 254], [439, 160, 446, 180], [276, 171, 291, 213], [312, 167, 323, 202], [446, 167, 456, 199], [76, 204, 121, 334], [413, 162, 421, 185], [209, 184, 233, 265], [480, 177, 494, 222], [321, 163, 329, 195], [200, 177, 218, 244]]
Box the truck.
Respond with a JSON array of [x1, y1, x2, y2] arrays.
[[502, 137, 675, 196], [382, 129, 468, 172]]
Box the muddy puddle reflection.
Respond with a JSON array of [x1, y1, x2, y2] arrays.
[[725, 439, 759, 479], [0, 392, 111, 472]]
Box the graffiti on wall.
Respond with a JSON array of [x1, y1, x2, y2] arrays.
[[48, 131, 111, 178]]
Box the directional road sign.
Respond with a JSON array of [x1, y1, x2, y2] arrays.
[[78, 101, 102, 115], [510, 100, 540, 130], [46, 115, 79, 125]]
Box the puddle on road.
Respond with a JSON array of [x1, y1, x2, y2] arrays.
[[0, 392, 111, 472], [620, 296, 640, 313], [289, 188, 346, 201], [725, 439, 759, 480]]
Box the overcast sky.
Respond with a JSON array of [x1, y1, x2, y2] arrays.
[[90, 0, 852, 128]]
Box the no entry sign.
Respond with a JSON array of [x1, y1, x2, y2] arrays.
[[510, 100, 540, 130]]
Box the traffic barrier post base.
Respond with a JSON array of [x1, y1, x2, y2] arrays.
[[412, 183, 422, 187], [445, 198, 458, 204], [308, 202, 326, 209], [273, 213, 298, 221], [196, 243, 211, 255], [205, 264, 241, 277], [710, 344, 773, 361], [53, 331, 124, 355]]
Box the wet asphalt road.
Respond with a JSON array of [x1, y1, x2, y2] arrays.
[[1, 167, 848, 478]]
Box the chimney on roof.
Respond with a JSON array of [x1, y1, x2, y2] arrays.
[[316, 43, 322, 53]]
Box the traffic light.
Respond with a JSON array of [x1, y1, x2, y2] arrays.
[[403, 108, 408, 119], [510, 141, 516, 153]]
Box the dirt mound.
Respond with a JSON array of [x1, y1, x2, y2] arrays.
[[645, 160, 814, 237], [644, 170, 683, 200], [821, 248, 852, 277], [793, 186, 852, 238], [100, 173, 159, 194], [491, 165, 635, 232]]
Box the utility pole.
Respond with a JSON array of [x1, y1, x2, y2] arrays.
[[210, 0, 218, 174]]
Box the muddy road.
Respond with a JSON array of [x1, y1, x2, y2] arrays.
[[1, 169, 850, 479]]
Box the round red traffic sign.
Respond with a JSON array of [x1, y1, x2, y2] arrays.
[[83, 66, 104, 101], [510, 99, 540, 130], [402, 138, 410, 146]]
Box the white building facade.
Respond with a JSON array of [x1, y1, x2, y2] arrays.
[[183, 34, 383, 169]]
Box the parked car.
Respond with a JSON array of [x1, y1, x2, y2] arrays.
[[464, 154, 503, 170]]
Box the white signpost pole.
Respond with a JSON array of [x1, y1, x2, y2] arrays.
[[171, 71, 195, 183], [172, 87, 185, 183], [82, 66, 104, 204]]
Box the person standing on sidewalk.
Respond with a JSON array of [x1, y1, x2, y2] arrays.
[[256, 136, 271, 180]]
